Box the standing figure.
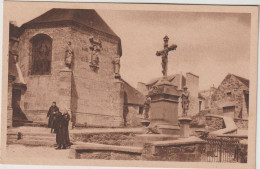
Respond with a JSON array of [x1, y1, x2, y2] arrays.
[[112, 55, 121, 78], [55, 110, 71, 149], [181, 86, 190, 117], [47, 102, 59, 133], [143, 97, 151, 120], [65, 41, 73, 69], [63, 110, 71, 148]]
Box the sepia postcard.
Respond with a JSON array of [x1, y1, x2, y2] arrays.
[[1, 1, 259, 169]]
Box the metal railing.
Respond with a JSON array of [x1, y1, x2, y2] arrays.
[[204, 136, 240, 163]]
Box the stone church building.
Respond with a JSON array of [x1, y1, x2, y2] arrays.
[[7, 8, 142, 128]]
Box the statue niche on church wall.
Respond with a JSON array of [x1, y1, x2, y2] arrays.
[[112, 55, 121, 78], [89, 36, 102, 72], [65, 41, 74, 69]]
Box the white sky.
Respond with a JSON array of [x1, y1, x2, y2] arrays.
[[8, 7, 251, 90]]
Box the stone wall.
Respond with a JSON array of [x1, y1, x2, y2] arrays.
[[7, 77, 13, 127], [71, 26, 123, 127], [141, 139, 207, 162], [211, 74, 249, 120], [78, 150, 141, 160], [205, 116, 225, 131], [234, 119, 248, 129], [19, 27, 72, 123], [71, 132, 137, 146]]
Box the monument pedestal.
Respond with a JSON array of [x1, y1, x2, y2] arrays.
[[148, 79, 181, 135], [178, 117, 192, 138]]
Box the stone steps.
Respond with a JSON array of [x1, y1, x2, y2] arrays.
[[7, 139, 56, 147], [7, 131, 56, 147], [12, 119, 33, 127]]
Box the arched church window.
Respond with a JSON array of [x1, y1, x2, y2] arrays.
[[30, 34, 52, 75]]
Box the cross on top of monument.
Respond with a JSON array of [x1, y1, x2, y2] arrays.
[[156, 35, 177, 79]]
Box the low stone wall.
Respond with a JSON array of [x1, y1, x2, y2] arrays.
[[71, 132, 138, 146], [141, 137, 207, 162], [205, 116, 225, 131], [69, 143, 142, 160], [234, 119, 248, 129], [77, 150, 141, 160]]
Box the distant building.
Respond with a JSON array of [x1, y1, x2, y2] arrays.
[[137, 72, 200, 116], [198, 85, 217, 111], [122, 79, 145, 127], [210, 74, 249, 120]]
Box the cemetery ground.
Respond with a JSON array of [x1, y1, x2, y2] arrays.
[[6, 122, 248, 162]]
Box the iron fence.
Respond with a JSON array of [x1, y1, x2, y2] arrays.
[[205, 136, 240, 163]]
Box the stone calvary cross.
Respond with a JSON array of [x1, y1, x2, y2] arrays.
[[156, 36, 177, 79]]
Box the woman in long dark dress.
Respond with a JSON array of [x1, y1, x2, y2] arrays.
[[55, 110, 71, 149], [63, 110, 71, 148]]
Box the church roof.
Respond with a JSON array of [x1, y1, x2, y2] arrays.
[[221, 74, 249, 89], [233, 74, 249, 88], [20, 8, 122, 56], [22, 8, 117, 37]]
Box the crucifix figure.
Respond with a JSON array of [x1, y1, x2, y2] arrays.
[[156, 36, 177, 79]]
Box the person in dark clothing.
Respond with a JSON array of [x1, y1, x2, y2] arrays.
[[55, 110, 71, 149], [47, 102, 59, 133]]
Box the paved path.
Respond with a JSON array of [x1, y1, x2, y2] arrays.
[[6, 145, 71, 159]]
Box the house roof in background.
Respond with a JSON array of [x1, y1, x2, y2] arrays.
[[121, 79, 146, 105]]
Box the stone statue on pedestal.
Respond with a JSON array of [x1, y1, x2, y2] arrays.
[[143, 97, 151, 120], [65, 42, 73, 69], [181, 86, 190, 117]]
